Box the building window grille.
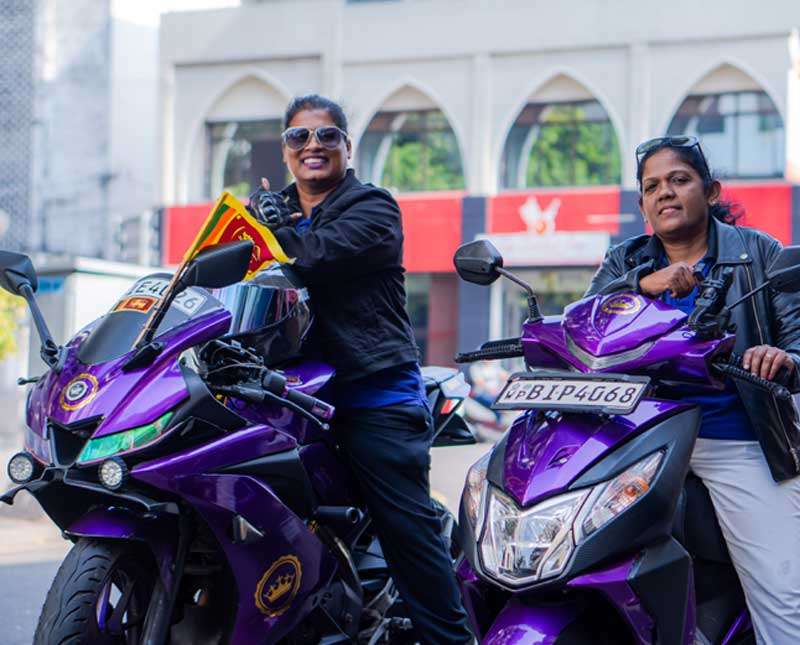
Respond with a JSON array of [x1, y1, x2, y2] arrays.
[[500, 100, 621, 189], [667, 91, 784, 179], [358, 109, 465, 193]]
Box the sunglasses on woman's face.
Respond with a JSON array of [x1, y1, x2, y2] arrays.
[[281, 126, 348, 151], [635, 135, 711, 178]]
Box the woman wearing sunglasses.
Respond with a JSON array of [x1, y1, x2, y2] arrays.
[[587, 136, 800, 643], [247, 94, 472, 645]]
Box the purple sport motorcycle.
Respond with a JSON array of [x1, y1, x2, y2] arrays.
[[452, 239, 800, 645], [0, 240, 475, 644]]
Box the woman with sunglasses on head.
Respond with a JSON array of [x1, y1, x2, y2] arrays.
[[587, 135, 800, 643], [247, 94, 472, 645]]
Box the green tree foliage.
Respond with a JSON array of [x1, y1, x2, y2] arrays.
[[0, 291, 24, 360], [525, 104, 621, 187], [380, 111, 465, 192]]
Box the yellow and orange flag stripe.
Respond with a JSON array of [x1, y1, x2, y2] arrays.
[[184, 192, 293, 280]]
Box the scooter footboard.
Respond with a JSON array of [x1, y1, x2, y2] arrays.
[[482, 598, 580, 644]]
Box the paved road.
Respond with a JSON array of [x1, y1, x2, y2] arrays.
[[0, 559, 62, 644]]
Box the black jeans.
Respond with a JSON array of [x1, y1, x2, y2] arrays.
[[334, 404, 472, 645]]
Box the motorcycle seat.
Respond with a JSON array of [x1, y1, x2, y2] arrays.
[[672, 473, 732, 564]]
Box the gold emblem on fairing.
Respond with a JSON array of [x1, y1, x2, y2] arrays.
[[600, 294, 642, 316], [255, 555, 303, 617], [59, 373, 100, 411]]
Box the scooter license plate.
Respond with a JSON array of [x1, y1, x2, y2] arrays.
[[493, 371, 649, 414]]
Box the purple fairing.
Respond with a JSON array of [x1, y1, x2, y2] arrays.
[[229, 361, 335, 445], [482, 597, 580, 644], [502, 399, 690, 507], [563, 293, 686, 356], [568, 558, 655, 644], [521, 294, 734, 384], [25, 309, 231, 439], [456, 558, 487, 638], [131, 425, 338, 643]]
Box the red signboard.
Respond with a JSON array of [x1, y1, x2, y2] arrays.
[[488, 187, 622, 235], [162, 193, 463, 273], [721, 182, 792, 245], [397, 192, 463, 273]]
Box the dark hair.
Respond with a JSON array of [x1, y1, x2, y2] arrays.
[[283, 94, 348, 132], [636, 141, 741, 225]]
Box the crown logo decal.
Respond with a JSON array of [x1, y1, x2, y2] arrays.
[[266, 572, 295, 603], [255, 554, 303, 617]]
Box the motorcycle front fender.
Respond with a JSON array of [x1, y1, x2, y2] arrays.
[[66, 506, 180, 588], [482, 597, 580, 644]]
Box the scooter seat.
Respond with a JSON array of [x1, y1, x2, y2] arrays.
[[672, 473, 732, 564]]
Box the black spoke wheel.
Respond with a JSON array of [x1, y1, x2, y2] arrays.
[[34, 539, 157, 645]]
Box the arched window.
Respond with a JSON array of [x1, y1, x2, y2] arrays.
[[357, 86, 464, 192], [667, 65, 784, 178], [204, 77, 287, 197], [500, 75, 621, 189]]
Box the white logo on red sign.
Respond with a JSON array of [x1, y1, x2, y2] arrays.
[[519, 197, 561, 235]]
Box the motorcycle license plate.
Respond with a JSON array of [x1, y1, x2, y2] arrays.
[[493, 371, 649, 414]]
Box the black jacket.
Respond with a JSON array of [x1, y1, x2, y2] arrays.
[[586, 217, 800, 482], [274, 170, 419, 381]]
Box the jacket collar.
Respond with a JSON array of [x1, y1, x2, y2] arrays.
[[626, 217, 751, 268]]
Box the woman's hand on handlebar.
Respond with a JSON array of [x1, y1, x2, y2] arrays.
[[743, 345, 796, 381], [639, 262, 700, 298]]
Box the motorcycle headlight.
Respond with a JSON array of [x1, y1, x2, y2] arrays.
[[574, 450, 664, 543], [480, 487, 590, 586], [462, 451, 491, 536], [77, 411, 174, 465]]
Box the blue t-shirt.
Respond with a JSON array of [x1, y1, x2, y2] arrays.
[[661, 257, 756, 440], [327, 362, 429, 410]]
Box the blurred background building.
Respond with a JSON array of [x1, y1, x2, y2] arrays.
[[157, 0, 800, 364]]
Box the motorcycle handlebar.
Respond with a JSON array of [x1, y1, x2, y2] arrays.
[[260, 370, 335, 421], [455, 337, 524, 364], [711, 359, 792, 400]]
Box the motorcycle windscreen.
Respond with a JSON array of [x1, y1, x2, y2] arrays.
[[77, 273, 223, 365]]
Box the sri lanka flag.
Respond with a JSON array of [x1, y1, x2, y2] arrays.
[[183, 192, 293, 280]]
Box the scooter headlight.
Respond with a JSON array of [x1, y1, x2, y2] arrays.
[[480, 487, 590, 586], [574, 450, 664, 542], [462, 451, 491, 536]]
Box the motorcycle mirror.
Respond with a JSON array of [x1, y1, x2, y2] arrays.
[[453, 240, 503, 286], [0, 251, 38, 295], [179, 240, 253, 290], [766, 245, 800, 291]]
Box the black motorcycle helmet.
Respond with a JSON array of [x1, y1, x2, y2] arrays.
[[213, 264, 313, 366]]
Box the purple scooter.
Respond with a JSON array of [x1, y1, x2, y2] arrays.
[[452, 239, 800, 645], [0, 240, 475, 644]]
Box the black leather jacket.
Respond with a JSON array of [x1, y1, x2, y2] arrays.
[[586, 217, 800, 482], [274, 170, 420, 382]]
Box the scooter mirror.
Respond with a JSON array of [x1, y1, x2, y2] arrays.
[[766, 245, 800, 291], [0, 251, 38, 295], [454, 240, 503, 286]]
